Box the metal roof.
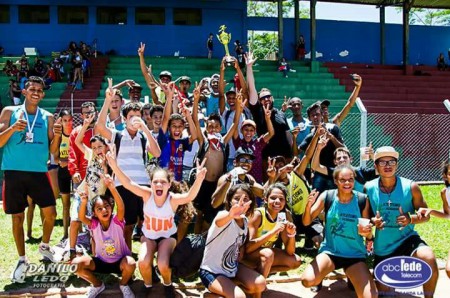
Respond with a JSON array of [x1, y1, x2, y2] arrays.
[[316, 0, 450, 9]]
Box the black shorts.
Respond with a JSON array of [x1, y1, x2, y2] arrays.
[[327, 254, 366, 270], [116, 185, 145, 226], [292, 213, 323, 240], [374, 235, 428, 268], [58, 166, 72, 194], [193, 180, 219, 224], [146, 233, 177, 245], [92, 257, 122, 274], [3, 170, 56, 214]]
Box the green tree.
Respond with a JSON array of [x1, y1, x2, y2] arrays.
[[397, 8, 450, 25], [248, 1, 309, 18]]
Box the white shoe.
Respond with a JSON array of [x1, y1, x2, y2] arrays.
[[39, 244, 57, 263], [11, 259, 29, 283], [86, 283, 105, 298], [120, 285, 135, 298]]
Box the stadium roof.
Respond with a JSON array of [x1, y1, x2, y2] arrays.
[[312, 0, 450, 9]]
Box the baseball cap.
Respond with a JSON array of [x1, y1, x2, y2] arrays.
[[226, 87, 236, 96], [235, 147, 255, 160], [179, 76, 191, 83], [128, 83, 143, 91], [321, 99, 330, 107], [241, 119, 257, 131], [374, 146, 399, 162], [258, 88, 272, 99], [159, 71, 172, 79]]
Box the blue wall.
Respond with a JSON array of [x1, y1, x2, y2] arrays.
[[248, 17, 450, 65], [1, 1, 449, 65]]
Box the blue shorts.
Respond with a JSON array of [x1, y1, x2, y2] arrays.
[[199, 268, 226, 289]]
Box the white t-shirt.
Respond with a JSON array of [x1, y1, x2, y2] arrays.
[[200, 211, 248, 277]]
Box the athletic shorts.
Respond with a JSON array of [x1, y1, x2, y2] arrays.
[[374, 235, 428, 268], [116, 185, 146, 226], [326, 254, 366, 270], [92, 257, 123, 274], [292, 213, 323, 240], [3, 170, 55, 214], [70, 192, 93, 221], [193, 180, 219, 224], [58, 166, 72, 194], [144, 233, 177, 245]]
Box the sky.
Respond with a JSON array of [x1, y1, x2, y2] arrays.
[[315, 3, 403, 24]]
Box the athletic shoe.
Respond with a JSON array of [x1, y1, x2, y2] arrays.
[[86, 283, 105, 298], [164, 284, 176, 298], [311, 282, 322, 293], [11, 259, 29, 283], [39, 244, 57, 263], [120, 285, 135, 298]]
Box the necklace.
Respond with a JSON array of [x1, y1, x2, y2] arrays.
[[380, 177, 396, 206]]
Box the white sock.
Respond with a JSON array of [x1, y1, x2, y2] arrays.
[[19, 256, 26, 261], [144, 284, 152, 288], [40, 242, 49, 248], [163, 282, 172, 287]]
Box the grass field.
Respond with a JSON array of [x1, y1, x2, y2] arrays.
[[0, 184, 449, 292]]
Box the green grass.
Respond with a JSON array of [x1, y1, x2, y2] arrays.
[[0, 184, 449, 292]]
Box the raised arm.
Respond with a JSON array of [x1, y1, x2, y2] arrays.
[[294, 126, 322, 177], [105, 146, 151, 199], [332, 74, 362, 126], [245, 52, 258, 105], [49, 116, 62, 155], [192, 83, 204, 146], [130, 116, 161, 158], [218, 58, 226, 115], [160, 82, 175, 134], [78, 190, 92, 226], [222, 91, 243, 144], [302, 190, 323, 226], [171, 159, 207, 208], [310, 133, 329, 176], [75, 113, 95, 154], [180, 106, 197, 145], [95, 78, 114, 140], [261, 104, 274, 143], [103, 174, 125, 222]]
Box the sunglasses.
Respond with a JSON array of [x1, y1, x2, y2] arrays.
[[376, 159, 397, 167], [237, 157, 253, 164]]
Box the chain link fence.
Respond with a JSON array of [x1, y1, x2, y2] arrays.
[[341, 112, 450, 182]]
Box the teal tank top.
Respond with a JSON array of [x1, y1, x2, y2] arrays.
[[1, 106, 50, 172], [319, 191, 367, 258], [365, 176, 417, 256]]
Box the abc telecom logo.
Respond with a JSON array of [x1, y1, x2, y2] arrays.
[[374, 256, 432, 289]]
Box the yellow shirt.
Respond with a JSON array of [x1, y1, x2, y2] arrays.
[[59, 133, 70, 162], [256, 207, 279, 248], [287, 172, 310, 215]]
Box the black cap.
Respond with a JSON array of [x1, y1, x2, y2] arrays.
[[235, 147, 255, 160], [321, 99, 330, 107]]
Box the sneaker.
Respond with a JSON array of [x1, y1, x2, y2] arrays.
[[11, 259, 29, 283], [120, 285, 135, 298], [132, 225, 143, 241], [142, 285, 153, 297], [86, 283, 105, 298], [164, 284, 176, 298], [311, 282, 322, 293], [39, 244, 57, 262]]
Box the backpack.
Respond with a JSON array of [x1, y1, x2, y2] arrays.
[[113, 131, 147, 164], [323, 189, 367, 219], [170, 223, 230, 278]]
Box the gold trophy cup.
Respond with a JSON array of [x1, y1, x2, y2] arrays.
[[217, 25, 235, 67]]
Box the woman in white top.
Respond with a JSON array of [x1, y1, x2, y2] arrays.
[[106, 148, 207, 297], [200, 184, 266, 298]]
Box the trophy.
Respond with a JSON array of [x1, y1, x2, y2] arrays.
[[217, 25, 235, 67]]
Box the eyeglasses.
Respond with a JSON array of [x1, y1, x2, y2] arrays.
[[337, 178, 354, 184], [259, 95, 271, 101], [237, 157, 253, 164], [376, 159, 397, 167]]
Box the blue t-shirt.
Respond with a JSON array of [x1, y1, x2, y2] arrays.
[[319, 191, 367, 258], [157, 128, 192, 181], [2, 106, 51, 172], [365, 176, 417, 256], [206, 94, 219, 117]]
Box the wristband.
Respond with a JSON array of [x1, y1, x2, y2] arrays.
[[287, 233, 296, 238]]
